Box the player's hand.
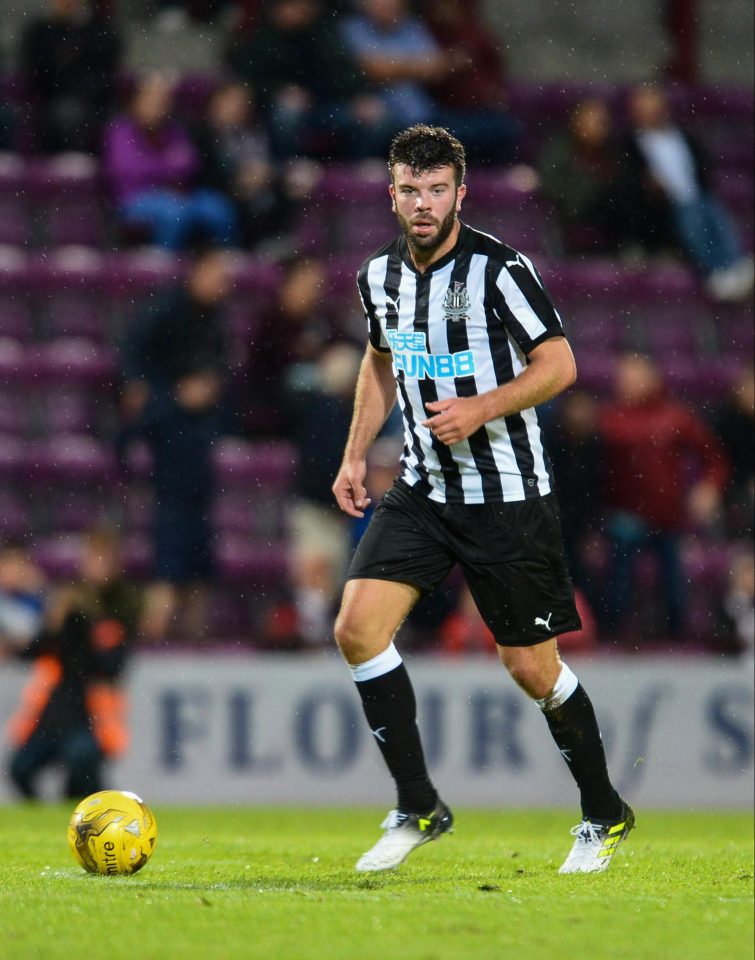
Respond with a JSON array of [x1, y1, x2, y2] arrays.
[[422, 397, 486, 446], [332, 459, 372, 518]]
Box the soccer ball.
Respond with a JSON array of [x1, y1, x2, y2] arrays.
[[68, 790, 158, 876]]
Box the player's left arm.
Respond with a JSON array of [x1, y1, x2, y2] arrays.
[[422, 336, 576, 446]]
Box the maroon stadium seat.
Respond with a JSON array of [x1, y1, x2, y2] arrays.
[[0, 385, 31, 435], [32, 154, 106, 248], [212, 439, 297, 489], [39, 388, 98, 435], [216, 535, 288, 585], [0, 336, 27, 382], [0, 433, 28, 480], [28, 434, 117, 485], [0, 247, 34, 339], [213, 490, 258, 537], [39, 247, 112, 340], [33, 337, 117, 385]]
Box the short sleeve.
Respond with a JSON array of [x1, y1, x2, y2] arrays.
[[357, 265, 390, 353], [492, 253, 566, 354]]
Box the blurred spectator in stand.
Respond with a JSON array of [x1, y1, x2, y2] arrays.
[[242, 256, 341, 436], [232, 0, 264, 32], [599, 354, 729, 640], [119, 249, 233, 644], [224, 0, 267, 61], [21, 0, 121, 155], [719, 549, 754, 658], [103, 73, 240, 251], [341, 0, 513, 162], [0, 543, 47, 655], [546, 390, 606, 614], [539, 98, 671, 256], [625, 86, 754, 301], [420, 0, 519, 164], [340, 0, 445, 131], [3, 528, 140, 801], [192, 80, 296, 251], [713, 365, 754, 537], [153, 0, 248, 30], [265, 343, 362, 647], [228, 0, 389, 160]]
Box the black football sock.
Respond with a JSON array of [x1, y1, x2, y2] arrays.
[[355, 662, 438, 814], [538, 667, 622, 822]]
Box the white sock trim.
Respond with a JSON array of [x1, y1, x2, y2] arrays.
[[536, 663, 579, 712], [348, 642, 403, 683]]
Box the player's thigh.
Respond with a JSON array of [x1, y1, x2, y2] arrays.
[[347, 482, 456, 593], [339, 482, 456, 663], [335, 577, 421, 664], [459, 495, 581, 651]]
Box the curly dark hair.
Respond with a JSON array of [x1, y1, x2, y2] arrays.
[[388, 125, 466, 187]]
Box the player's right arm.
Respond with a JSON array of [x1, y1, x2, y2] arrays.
[[332, 346, 396, 518]]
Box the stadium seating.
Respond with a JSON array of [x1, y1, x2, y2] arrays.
[[0, 78, 751, 645]]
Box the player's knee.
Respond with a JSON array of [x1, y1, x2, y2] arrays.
[[333, 608, 357, 657], [333, 609, 376, 664], [509, 665, 549, 699], [500, 651, 557, 700]]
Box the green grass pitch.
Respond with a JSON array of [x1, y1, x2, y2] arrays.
[[0, 806, 752, 960]]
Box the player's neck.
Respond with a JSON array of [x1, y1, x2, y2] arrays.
[[408, 221, 462, 274]]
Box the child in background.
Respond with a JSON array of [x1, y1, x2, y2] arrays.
[[0, 543, 46, 654], [5, 529, 142, 801]]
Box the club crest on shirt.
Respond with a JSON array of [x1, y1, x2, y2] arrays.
[[443, 281, 471, 322]]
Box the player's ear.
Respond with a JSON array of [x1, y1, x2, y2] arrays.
[[389, 183, 396, 212], [456, 183, 467, 211]]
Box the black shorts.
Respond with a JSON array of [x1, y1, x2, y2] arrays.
[[347, 481, 581, 647]]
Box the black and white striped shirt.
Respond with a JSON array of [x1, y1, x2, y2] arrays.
[[357, 222, 567, 504]]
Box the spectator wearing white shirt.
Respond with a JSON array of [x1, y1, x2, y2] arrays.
[[625, 86, 753, 302]]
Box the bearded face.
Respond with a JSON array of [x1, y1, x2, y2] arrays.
[[390, 164, 465, 260]]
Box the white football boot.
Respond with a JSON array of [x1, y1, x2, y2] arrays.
[[559, 801, 635, 874], [356, 801, 453, 872]]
